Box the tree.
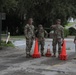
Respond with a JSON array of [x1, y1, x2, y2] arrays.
[[1, 0, 76, 35], [17, 0, 76, 26]]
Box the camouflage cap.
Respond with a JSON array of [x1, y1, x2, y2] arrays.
[[38, 24, 42, 27], [56, 19, 61, 22]]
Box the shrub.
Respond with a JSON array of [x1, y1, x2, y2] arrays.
[[64, 28, 69, 37], [0, 40, 14, 47], [69, 27, 76, 35]]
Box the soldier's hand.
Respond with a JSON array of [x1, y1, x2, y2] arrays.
[[51, 25, 56, 28]]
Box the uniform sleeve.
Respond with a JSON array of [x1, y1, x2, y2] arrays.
[[32, 26, 35, 39], [24, 25, 28, 39], [50, 25, 56, 30], [35, 30, 38, 38], [61, 27, 64, 39], [44, 30, 48, 38]]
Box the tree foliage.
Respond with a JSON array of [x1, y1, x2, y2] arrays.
[[0, 0, 76, 35], [16, 0, 76, 26]]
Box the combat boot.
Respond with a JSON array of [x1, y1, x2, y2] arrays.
[[52, 53, 56, 57], [58, 53, 60, 58], [41, 52, 44, 56], [29, 54, 32, 57], [26, 55, 29, 58]]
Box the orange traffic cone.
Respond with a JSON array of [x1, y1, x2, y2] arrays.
[[45, 44, 52, 57], [32, 39, 41, 58], [59, 40, 67, 60]]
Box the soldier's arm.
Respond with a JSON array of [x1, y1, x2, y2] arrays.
[[32, 26, 35, 39], [44, 30, 48, 38], [50, 25, 56, 30], [51, 25, 56, 28], [61, 27, 64, 40], [24, 25, 28, 39], [35, 30, 38, 38]]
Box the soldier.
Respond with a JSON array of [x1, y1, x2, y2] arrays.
[[51, 19, 64, 57], [24, 18, 35, 58], [74, 36, 76, 42], [74, 35, 76, 52], [35, 24, 48, 56]]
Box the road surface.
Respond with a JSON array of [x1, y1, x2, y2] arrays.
[[0, 38, 76, 75]]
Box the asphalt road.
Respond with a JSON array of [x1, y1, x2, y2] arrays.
[[0, 39, 76, 75], [12, 39, 75, 54]]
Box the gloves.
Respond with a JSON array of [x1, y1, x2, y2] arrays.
[[51, 25, 56, 28]]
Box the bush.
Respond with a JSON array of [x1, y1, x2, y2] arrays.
[[64, 28, 69, 37], [0, 40, 14, 47], [69, 27, 76, 35]]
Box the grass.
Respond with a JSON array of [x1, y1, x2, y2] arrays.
[[11, 35, 25, 38], [65, 22, 76, 27], [0, 40, 15, 48], [1, 35, 25, 42], [1, 35, 25, 39]]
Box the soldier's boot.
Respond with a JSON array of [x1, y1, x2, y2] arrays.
[[26, 52, 30, 58], [26, 54, 30, 58], [29, 50, 31, 57], [29, 54, 32, 57], [52, 50, 56, 57], [41, 45, 44, 56], [41, 53, 44, 56], [41, 50, 44, 56], [52, 53, 56, 57], [58, 50, 61, 58], [58, 54, 60, 58], [52, 46, 56, 57]]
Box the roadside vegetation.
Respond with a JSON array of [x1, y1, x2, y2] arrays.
[[0, 40, 14, 49], [1, 0, 76, 35]]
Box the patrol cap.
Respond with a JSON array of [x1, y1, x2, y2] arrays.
[[38, 24, 42, 27], [56, 19, 61, 22]]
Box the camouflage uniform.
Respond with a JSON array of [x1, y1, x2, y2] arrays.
[[74, 35, 76, 43], [24, 24, 35, 57], [74, 36, 76, 52], [52, 25, 64, 56], [36, 25, 48, 56], [74, 36, 76, 42]]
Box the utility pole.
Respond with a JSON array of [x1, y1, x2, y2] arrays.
[[0, 13, 6, 45], [0, 13, 2, 45]]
